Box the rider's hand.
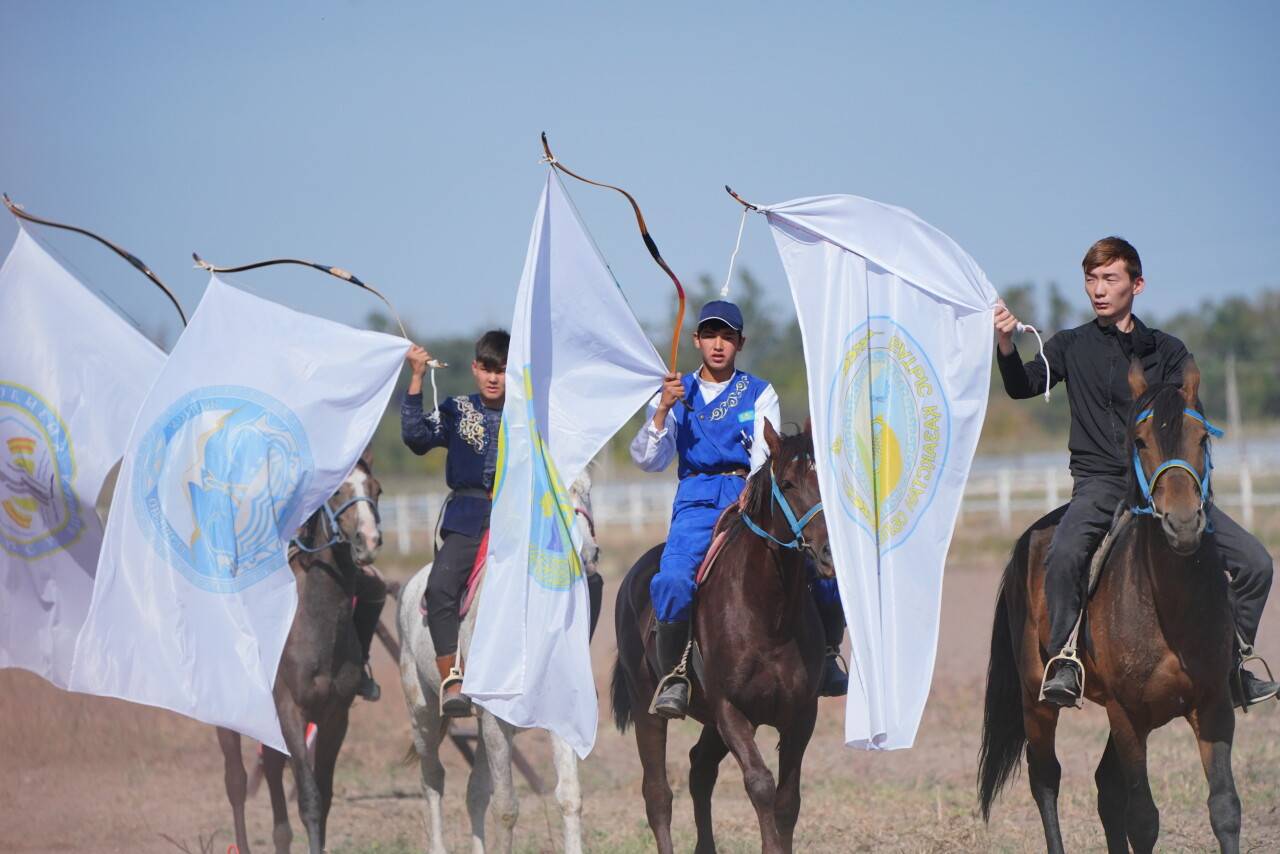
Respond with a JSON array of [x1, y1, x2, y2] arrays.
[[993, 299, 1019, 356], [406, 344, 433, 377], [657, 372, 683, 411]]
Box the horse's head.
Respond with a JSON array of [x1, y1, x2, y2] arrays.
[[326, 445, 383, 566], [569, 467, 600, 574], [748, 418, 833, 575], [1127, 357, 1220, 555]]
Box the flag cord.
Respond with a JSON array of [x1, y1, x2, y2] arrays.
[[1015, 322, 1051, 403], [720, 208, 749, 298], [429, 365, 441, 422]]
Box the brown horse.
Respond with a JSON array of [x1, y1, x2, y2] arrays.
[[979, 359, 1243, 853], [217, 446, 385, 854], [612, 422, 832, 854]]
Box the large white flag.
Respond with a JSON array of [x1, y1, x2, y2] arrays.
[[69, 276, 407, 751], [465, 171, 666, 757], [764, 195, 996, 750], [0, 228, 166, 688]]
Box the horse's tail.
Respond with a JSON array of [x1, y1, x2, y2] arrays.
[[978, 548, 1028, 822], [611, 655, 633, 733]]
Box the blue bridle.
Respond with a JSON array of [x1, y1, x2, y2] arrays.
[[741, 467, 824, 550], [1130, 406, 1223, 519], [291, 494, 380, 554]]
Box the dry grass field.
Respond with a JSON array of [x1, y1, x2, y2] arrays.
[[2, 515, 1278, 853]]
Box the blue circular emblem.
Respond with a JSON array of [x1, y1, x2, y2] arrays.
[[0, 382, 82, 559], [133, 385, 313, 593], [827, 318, 951, 554]]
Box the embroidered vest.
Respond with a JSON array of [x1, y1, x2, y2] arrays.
[[674, 370, 768, 480]]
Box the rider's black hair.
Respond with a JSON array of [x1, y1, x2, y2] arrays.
[[475, 329, 509, 370]]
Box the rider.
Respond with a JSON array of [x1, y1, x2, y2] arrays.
[[995, 236, 1277, 709], [632, 299, 848, 719], [401, 329, 508, 717]]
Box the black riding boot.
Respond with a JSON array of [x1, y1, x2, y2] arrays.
[[816, 597, 848, 697], [653, 620, 691, 719], [353, 594, 385, 702], [1041, 659, 1083, 708], [587, 572, 604, 641]]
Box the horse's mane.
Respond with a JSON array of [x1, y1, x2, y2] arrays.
[[1125, 382, 1210, 506]]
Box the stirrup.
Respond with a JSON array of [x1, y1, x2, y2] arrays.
[[1235, 644, 1277, 713], [1038, 647, 1085, 709], [440, 666, 472, 717], [648, 639, 693, 717], [826, 645, 849, 676]]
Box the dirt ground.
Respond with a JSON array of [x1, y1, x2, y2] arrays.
[[2, 523, 1278, 853]]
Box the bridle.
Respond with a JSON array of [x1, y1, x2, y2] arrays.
[[291, 492, 380, 554], [741, 461, 824, 552], [1130, 406, 1223, 520]]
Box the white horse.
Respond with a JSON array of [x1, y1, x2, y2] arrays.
[[397, 472, 600, 854]]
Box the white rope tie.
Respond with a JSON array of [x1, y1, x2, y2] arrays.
[[720, 207, 749, 298], [1016, 322, 1052, 402], [428, 365, 441, 422]]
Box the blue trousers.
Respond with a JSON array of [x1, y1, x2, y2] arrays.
[[652, 474, 745, 623]]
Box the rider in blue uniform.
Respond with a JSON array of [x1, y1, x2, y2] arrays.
[[631, 300, 847, 718]]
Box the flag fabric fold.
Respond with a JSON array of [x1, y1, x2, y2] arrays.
[[0, 227, 166, 688], [68, 276, 407, 751], [465, 171, 667, 757], [764, 194, 996, 750]]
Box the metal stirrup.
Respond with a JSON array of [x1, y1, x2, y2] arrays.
[[648, 638, 693, 716], [1038, 610, 1086, 708]]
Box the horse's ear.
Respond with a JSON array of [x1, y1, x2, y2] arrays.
[[763, 417, 781, 460], [360, 444, 374, 467], [1180, 358, 1201, 405], [1127, 357, 1148, 400]]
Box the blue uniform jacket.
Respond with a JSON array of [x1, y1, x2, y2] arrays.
[[672, 371, 770, 510], [401, 392, 500, 537]]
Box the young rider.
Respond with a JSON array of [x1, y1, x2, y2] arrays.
[[401, 330, 508, 717], [995, 237, 1276, 709], [632, 299, 848, 718]]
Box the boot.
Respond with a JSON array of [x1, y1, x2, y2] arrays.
[[652, 620, 691, 719], [587, 572, 604, 641], [1040, 659, 1083, 708], [816, 592, 848, 697], [1233, 664, 1280, 709], [353, 595, 385, 702], [436, 654, 472, 718]]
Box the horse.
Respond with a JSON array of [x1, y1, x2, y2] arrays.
[[217, 445, 385, 854], [611, 421, 832, 854], [397, 470, 601, 854], [978, 359, 1243, 853]]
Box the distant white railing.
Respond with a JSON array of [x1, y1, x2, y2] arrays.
[[378, 456, 1280, 555]]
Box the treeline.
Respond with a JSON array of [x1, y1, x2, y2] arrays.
[[368, 273, 1280, 483]]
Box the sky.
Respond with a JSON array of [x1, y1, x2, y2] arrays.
[[2, 2, 1278, 348]]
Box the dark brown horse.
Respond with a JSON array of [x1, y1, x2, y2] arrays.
[[217, 446, 385, 854], [612, 422, 832, 854], [979, 359, 1243, 853]]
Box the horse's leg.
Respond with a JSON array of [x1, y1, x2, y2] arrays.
[[634, 712, 676, 854], [401, 647, 449, 854], [277, 695, 323, 854], [480, 710, 518, 854], [466, 720, 492, 854], [714, 703, 783, 854], [312, 707, 350, 850], [1094, 735, 1130, 853], [1105, 704, 1159, 853], [1189, 699, 1241, 853], [216, 727, 252, 854], [774, 704, 818, 854], [1023, 701, 1066, 854], [262, 748, 293, 854], [550, 733, 584, 854], [688, 724, 729, 854]]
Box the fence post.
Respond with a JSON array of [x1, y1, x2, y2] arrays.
[[629, 482, 643, 534], [997, 469, 1012, 531], [1045, 466, 1059, 512], [395, 494, 410, 556], [1240, 466, 1254, 529]]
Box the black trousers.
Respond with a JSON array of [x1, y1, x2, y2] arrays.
[[353, 568, 387, 663], [1045, 475, 1274, 653], [425, 529, 484, 656]]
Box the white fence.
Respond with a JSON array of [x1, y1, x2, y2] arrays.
[[378, 452, 1280, 556]]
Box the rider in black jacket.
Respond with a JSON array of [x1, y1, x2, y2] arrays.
[[995, 236, 1276, 708]]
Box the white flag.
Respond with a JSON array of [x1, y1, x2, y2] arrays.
[[0, 228, 166, 688], [765, 194, 996, 750], [68, 276, 407, 751], [465, 171, 666, 757]]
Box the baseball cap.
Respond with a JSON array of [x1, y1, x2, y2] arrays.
[[696, 300, 744, 332]]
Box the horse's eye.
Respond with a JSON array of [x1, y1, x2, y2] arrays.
[[779, 479, 794, 490], [1134, 438, 1146, 450]]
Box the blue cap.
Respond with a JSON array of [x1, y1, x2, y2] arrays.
[[696, 300, 744, 332]]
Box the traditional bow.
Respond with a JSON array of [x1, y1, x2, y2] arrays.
[[540, 132, 686, 371], [3, 193, 188, 326]]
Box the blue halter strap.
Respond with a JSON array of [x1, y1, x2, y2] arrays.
[[291, 494, 379, 554], [741, 468, 824, 550], [1131, 407, 1223, 518]]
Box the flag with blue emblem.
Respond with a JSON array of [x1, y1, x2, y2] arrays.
[[764, 194, 996, 750], [68, 276, 407, 751], [464, 171, 666, 757], [0, 227, 166, 689]]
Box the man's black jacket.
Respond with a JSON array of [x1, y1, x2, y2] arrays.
[[996, 316, 1190, 478]]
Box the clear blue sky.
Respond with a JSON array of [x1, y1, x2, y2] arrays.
[[3, 2, 1277, 347]]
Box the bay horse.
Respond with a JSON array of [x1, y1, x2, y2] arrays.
[[612, 421, 832, 854], [396, 471, 601, 854], [979, 359, 1243, 852], [217, 445, 385, 854]]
